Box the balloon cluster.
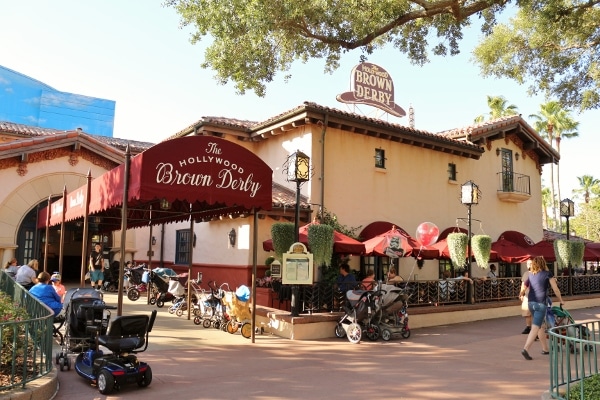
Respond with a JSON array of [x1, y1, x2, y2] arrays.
[[415, 222, 439, 246]]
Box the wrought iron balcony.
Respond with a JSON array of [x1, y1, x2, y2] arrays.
[[496, 172, 531, 203]]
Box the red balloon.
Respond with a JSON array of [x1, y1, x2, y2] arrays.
[[416, 222, 439, 246]]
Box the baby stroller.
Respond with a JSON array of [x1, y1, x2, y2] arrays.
[[102, 261, 121, 293], [334, 288, 383, 344], [199, 281, 229, 329], [374, 283, 411, 341], [548, 304, 591, 352], [222, 285, 252, 339], [74, 305, 157, 394], [55, 288, 108, 371], [156, 276, 186, 308], [126, 265, 159, 301]]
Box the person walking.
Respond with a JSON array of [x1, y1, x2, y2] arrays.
[[519, 256, 565, 360]]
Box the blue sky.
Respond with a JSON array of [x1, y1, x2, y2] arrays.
[[1, 0, 597, 201]]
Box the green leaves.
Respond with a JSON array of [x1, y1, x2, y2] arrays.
[[471, 235, 492, 268], [448, 232, 468, 268], [308, 224, 334, 267], [271, 222, 296, 261], [167, 0, 509, 97]]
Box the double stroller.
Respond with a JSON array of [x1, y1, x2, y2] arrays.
[[334, 288, 384, 344], [374, 283, 411, 341], [334, 283, 410, 343], [55, 288, 109, 370]]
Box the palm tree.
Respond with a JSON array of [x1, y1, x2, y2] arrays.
[[529, 101, 579, 227], [574, 175, 600, 204], [474, 95, 519, 123], [541, 187, 552, 229]]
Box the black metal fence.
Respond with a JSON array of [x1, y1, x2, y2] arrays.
[[0, 270, 54, 391], [291, 274, 600, 313]]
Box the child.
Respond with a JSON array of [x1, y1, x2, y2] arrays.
[[50, 273, 66, 302]]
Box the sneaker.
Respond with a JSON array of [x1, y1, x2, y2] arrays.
[[522, 326, 531, 334]]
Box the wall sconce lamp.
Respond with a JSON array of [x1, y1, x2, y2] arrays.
[[228, 228, 237, 247], [151, 236, 156, 246], [515, 152, 520, 161], [160, 198, 170, 210], [496, 148, 500, 156]]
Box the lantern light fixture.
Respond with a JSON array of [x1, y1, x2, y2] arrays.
[[228, 228, 237, 247]]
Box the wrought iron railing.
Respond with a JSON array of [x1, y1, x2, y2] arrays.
[[0, 270, 54, 391], [547, 319, 600, 399], [289, 274, 600, 313], [496, 172, 531, 195]]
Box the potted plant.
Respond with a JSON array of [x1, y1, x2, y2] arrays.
[[471, 235, 492, 268], [571, 241, 585, 267], [448, 232, 468, 268], [307, 224, 334, 267], [554, 239, 568, 269], [271, 222, 296, 260]]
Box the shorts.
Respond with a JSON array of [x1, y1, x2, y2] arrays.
[[90, 269, 104, 283], [528, 301, 547, 327]]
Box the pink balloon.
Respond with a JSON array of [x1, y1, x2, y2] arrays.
[[416, 222, 439, 246]]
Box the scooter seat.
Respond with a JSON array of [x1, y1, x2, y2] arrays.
[[98, 336, 144, 353], [97, 314, 149, 353]]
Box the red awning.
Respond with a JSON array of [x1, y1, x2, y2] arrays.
[[39, 136, 273, 230], [262, 222, 366, 255]]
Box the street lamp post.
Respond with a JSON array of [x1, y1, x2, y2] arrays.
[[287, 150, 310, 317], [560, 198, 575, 295], [460, 181, 480, 284]]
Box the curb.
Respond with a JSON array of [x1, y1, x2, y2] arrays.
[[0, 368, 58, 400]]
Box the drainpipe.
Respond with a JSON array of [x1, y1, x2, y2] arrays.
[[319, 113, 329, 221]]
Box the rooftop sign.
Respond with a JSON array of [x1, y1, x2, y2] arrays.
[[336, 62, 406, 118]]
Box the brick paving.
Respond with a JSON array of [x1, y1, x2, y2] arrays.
[[48, 290, 600, 400]]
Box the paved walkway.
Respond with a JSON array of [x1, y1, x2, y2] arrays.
[[49, 291, 600, 400]]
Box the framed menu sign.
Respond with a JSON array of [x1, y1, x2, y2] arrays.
[[282, 242, 314, 285]]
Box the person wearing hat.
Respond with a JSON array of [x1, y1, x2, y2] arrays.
[[50, 273, 66, 302], [29, 271, 63, 316]]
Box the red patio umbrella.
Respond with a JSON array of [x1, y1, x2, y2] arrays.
[[528, 240, 556, 262], [531, 240, 600, 262], [362, 226, 439, 259], [491, 239, 531, 263], [262, 223, 366, 255], [431, 238, 499, 262]]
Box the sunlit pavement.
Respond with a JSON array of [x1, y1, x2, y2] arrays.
[[51, 289, 600, 400]]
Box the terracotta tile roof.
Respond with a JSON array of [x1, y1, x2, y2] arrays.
[[0, 121, 154, 154], [271, 182, 310, 209], [542, 229, 591, 242], [170, 101, 484, 159]]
